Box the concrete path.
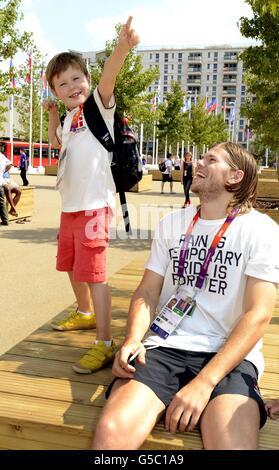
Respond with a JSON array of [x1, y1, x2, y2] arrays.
[[0, 173, 198, 354]]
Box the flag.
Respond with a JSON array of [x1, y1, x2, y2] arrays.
[[228, 102, 236, 124], [40, 62, 47, 99], [26, 49, 33, 83], [244, 124, 253, 140], [183, 96, 191, 112], [207, 98, 217, 114], [9, 58, 16, 88]]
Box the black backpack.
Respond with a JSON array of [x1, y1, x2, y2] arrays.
[[158, 160, 166, 172], [62, 93, 143, 234]]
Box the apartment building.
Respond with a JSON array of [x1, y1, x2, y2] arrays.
[[81, 45, 249, 144]]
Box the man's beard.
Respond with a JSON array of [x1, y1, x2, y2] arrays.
[[191, 179, 225, 202]]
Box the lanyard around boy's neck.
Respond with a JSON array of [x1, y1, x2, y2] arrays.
[[177, 206, 240, 295]]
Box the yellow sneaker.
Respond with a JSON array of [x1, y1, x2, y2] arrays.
[[50, 309, 96, 331], [72, 340, 117, 374]]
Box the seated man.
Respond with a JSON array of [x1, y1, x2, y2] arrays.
[[3, 169, 22, 217], [92, 142, 279, 450]]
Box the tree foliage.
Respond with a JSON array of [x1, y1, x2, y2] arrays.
[[157, 81, 190, 148], [240, 1, 279, 151], [0, 0, 32, 133]]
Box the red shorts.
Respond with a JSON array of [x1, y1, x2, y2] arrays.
[[56, 208, 110, 283]]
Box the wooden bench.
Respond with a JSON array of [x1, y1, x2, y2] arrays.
[[257, 180, 279, 199], [7, 186, 35, 222], [148, 169, 181, 182], [45, 165, 58, 176], [129, 174, 153, 192], [0, 257, 278, 450], [259, 169, 278, 180]]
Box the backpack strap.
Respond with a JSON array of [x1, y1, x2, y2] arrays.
[[83, 93, 132, 235], [83, 93, 114, 152]]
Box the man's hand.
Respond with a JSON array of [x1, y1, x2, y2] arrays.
[[165, 377, 214, 434], [118, 16, 140, 52], [112, 340, 146, 379]]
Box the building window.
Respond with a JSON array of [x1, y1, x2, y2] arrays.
[[207, 75, 210, 81], [214, 52, 218, 60], [164, 64, 168, 72], [178, 52, 182, 62], [206, 86, 209, 92], [171, 64, 174, 70], [213, 63, 218, 70], [164, 86, 168, 92], [213, 86, 216, 92], [208, 52, 211, 58], [149, 53, 152, 60], [172, 53, 174, 59], [207, 64, 210, 70], [155, 53, 159, 63], [177, 75, 182, 82], [164, 53, 168, 62]]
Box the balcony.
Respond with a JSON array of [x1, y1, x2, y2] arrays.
[[224, 54, 238, 61]]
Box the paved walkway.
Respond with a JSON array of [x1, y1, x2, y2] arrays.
[[0, 174, 198, 355]]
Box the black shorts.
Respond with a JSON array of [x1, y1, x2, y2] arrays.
[[106, 347, 267, 428], [162, 174, 173, 182]]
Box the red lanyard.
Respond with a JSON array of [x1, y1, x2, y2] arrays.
[[177, 207, 239, 291]]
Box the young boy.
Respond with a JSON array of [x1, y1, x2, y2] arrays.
[[44, 16, 139, 374]]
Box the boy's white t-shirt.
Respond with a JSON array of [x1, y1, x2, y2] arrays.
[[144, 207, 279, 377], [56, 87, 116, 212]]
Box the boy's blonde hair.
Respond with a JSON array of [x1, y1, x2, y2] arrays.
[[46, 52, 89, 91]]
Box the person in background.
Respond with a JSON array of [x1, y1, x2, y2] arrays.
[[174, 157, 181, 170], [2, 168, 22, 217], [161, 153, 175, 194], [181, 151, 193, 207], [19, 148, 29, 186]]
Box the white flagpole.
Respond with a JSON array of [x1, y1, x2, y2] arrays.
[[155, 137, 159, 165], [9, 96, 14, 165], [139, 123, 144, 157], [39, 100, 43, 169], [152, 121, 156, 165], [164, 137, 168, 159], [246, 119, 250, 151], [176, 142, 179, 158], [29, 50, 33, 169], [181, 140, 184, 159]]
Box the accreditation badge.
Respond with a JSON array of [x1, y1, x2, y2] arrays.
[[150, 294, 196, 339]]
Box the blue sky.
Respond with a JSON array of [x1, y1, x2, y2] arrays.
[[21, 0, 254, 59]]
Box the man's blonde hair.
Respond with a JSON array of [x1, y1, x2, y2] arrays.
[[214, 142, 258, 213]]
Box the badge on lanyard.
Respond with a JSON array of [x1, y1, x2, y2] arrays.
[[150, 294, 196, 339]]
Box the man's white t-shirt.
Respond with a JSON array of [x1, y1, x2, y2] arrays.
[[163, 159, 172, 175], [0, 154, 12, 186], [144, 207, 279, 377], [56, 87, 116, 212]]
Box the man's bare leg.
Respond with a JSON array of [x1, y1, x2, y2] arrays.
[[92, 379, 165, 450], [200, 394, 260, 450]]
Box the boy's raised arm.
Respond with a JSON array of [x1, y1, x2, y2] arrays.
[[98, 16, 140, 107]]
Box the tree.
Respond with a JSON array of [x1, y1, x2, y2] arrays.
[[0, 0, 32, 132], [157, 81, 190, 150], [239, 1, 279, 151], [91, 24, 159, 123], [188, 98, 227, 154]]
